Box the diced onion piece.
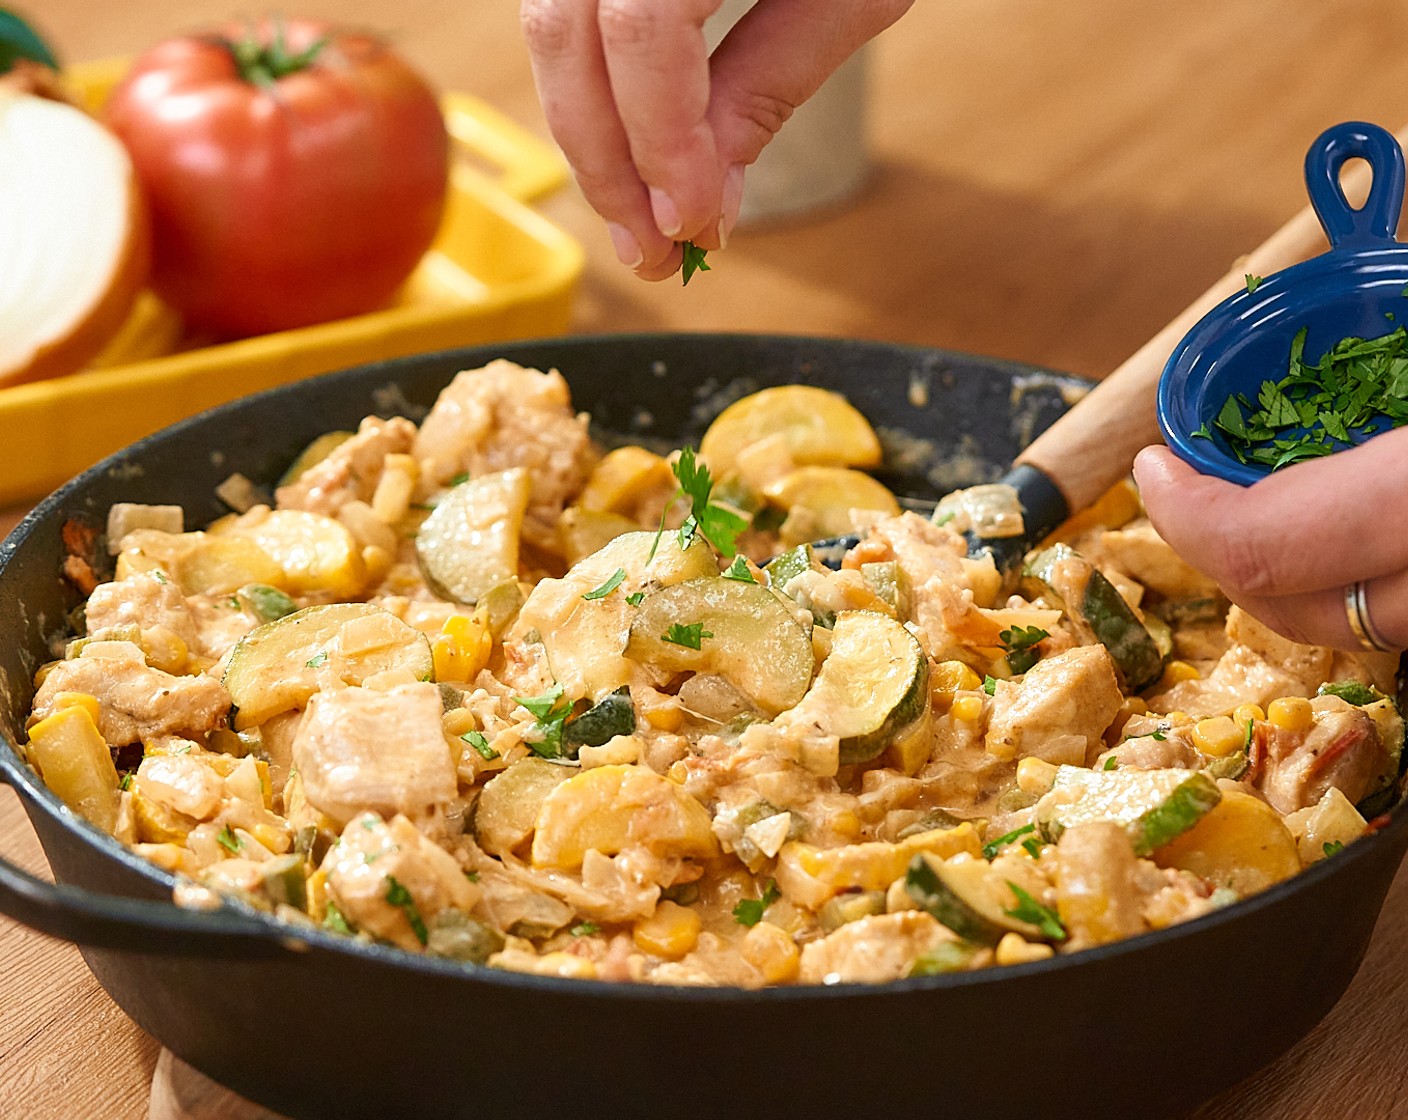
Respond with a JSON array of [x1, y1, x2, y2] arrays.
[[0, 92, 149, 386]]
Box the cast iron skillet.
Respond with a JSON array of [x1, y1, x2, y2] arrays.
[[1, 334, 1405, 1120]]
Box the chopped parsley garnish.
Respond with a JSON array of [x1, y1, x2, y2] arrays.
[[673, 447, 749, 557], [1004, 882, 1066, 941], [323, 901, 354, 935], [1323, 840, 1346, 858], [571, 921, 600, 937], [732, 879, 780, 927], [461, 729, 499, 760], [119, 773, 133, 791], [1150, 727, 1167, 741], [1103, 756, 1119, 771], [722, 556, 757, 583], [999, 625, 1049, 674], [514, 683, 574, 759], [625, 591, 646, 607], [1245, 273, 1264, 293], [982, 676, 998, 697], [464, 870, 480, 882], [216, 824, 244, 855], [385, 875, 428, 946], [680, 240, 711, 286], [1317, 680, 1384, 707], [983, 823, 1035, 860], [1021, 838, 1044, 859], [306, 650, 329, 668], [582, 567, 627, 601], [1204, 324, 1408, 470], [448, 471, 471, 487], [662, 622, 712, 649]]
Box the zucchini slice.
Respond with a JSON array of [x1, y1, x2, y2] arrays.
[[224, 603, 433, 729], [279, 431, 354, 486], [625, 577, 813, 715], [1022, 545, 1164, 691], [1035, 765, 1221, 856], [563, 686, 636, 752], [784, 610, 929, 767], [417, 469, 532, 605], [905, 853, 1047, 945]]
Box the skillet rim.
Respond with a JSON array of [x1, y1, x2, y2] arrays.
[[2, 329, 1405, 1003]]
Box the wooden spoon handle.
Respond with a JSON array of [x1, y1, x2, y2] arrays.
[[1014, 144, 1389, 514]]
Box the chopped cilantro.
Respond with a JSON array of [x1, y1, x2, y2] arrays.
[[152, 570, 168, 584], [626, 591, 646, 607], [385, 875, 428, 946], [983, 823, 1035, 860], [216, 824, 244, 855], [448, 471, 471, 487], [323, 901, 354, 934], [1150, 727, 1167, 741], [1103, 756, 1118, 771], [1245, 273, 1264, 293], [999, 625, 1049, 674], [982, 676, 998, 697], [306, 650, 329, 668], [1323, 840, 1345, 858], [1021, 838, 1044, 859], [582, 567, 626, 601], [571, 921, 600, 937], [723, 556, 757, 583], [934, 511, 956, 527], [673, 447, 749, 557], [1004, 882, 1066, 941], [732, 879, 780, 927], [514, 683, 574, 759], [1191, 422, 1213, 441], [680, 240, 711, 285], [461, 729, 499, 760], [119, 773, 133, 791], [663, 621, 712, 650]]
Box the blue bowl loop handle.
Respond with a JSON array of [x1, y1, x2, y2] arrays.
[[1304, 121, 1405, 249]]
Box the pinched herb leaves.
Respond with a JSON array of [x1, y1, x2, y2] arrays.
[[385, 875, 429, 945], [662, 622, 712, 650], [1206, 324, 1408, 470], [733, 879, 780, 926], [1004, 882, 1067, 941], [680, 240, 711, 286], [514, 683, 574, 759], [582, 567, 626, 601]]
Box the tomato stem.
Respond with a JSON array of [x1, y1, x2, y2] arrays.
[[227, 20, 326, 86]]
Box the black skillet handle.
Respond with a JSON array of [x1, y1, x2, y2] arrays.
[[0, 759, 291, 959]]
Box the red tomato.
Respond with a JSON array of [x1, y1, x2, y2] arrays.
[[105, 19, 448, 338]]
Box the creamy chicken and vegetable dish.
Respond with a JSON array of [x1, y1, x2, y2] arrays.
[[22, 362, 1405, 985]]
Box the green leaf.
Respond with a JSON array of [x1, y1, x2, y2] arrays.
[[1103, 755, 1118, 771], [582, 567, 626, 601], [982, 823, 1034, 860], [306, 651, 329, 668], [1245, 273, 1263, 293], [1003, 882, 1067, 941], [722, 555, 757, 582], [385, 875, 429, 945], [323, 901, 354, 935], [625, 591, 646, 607], [732, 879, 780, 926], [1021, 838, 1044, 859], [0, 9, 59, 73], [671, 446, 748, 557], [1323, 840, 1345, 858], [514, 683, 574, 759], [1191, 422, 1213, 441], [680, 240, 711, 286], [571, 921, 600, 937], [461, 729, 499, 760], [982, 675, 997, 696], [663, 621, 712, 650], [216, 824, 244, 855]]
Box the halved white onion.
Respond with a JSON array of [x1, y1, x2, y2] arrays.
[[0, 91, 149, 387]]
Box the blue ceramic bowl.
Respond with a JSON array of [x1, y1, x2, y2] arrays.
[[1159, 121, 1408, 485]]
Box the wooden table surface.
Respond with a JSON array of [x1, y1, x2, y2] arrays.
[[7, 1, 1408, 1115]]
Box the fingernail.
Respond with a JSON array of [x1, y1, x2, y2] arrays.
[[606, 222, 643, 269], [648, 187, 682, 237], [721, 163, 745, 244]]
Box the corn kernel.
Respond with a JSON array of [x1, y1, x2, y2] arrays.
[[251, 824, 291, 854], [951, 695, 984, 723], [361, 545, 393, 587], [633, 900, 701, 958], [643, 700, 685, 732], [666, 761, 689, 785], [141, 628, 189, 675], [1123, 697, 1149, 717], [1157, 660, 1201, 691], [535, 952, 599, 980], [49, 691, 101, 724], [932, 660, 983, 694], [1233, 703, 1266, 726], [1192, 716, 1244, 758], [994, 932, 1056, 967], [433, 614, 492, 682], [442, 707, 476, 737], [1268, 696, 1313, 732], [741, 921, 800, 984], [829, 810, 862, 841], [1016, 757, 1059, 795], [1164, 710, 1193, 727]]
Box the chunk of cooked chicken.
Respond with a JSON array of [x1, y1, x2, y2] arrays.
[[290, 682, 456, 827], [324, 813, 479, 951], [1259, 695, 1390, 814], [275, 415, 417, 517], [85, 572, 199, 649], [411, 360, 596, 549], [32, 641, 231, 746], [798, 911, 955, 984], [1055, 821, 1146, 950], [985, 645, 1123, 765]]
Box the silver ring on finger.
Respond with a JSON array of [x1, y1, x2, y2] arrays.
[[1345, 580, 1397, 653]]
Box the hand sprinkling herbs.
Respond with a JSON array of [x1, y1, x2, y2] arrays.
[[680, 240, 711, 285]]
